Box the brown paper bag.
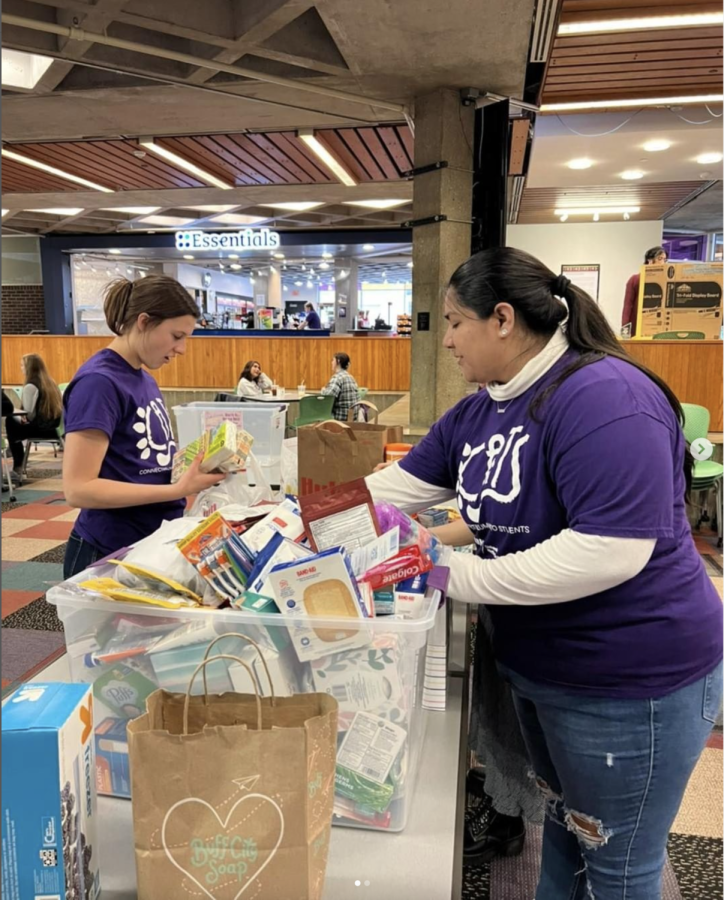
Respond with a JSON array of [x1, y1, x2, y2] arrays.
[[127, 634, 338, 900], [298, 421, 382, 496]]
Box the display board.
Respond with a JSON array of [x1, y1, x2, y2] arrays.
[[636, 262, 723, 339], [561, 264, 600, 302]]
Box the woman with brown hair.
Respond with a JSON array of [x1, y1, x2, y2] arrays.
[[5, 353, 63, 484], [62, 275, 226, 578], [236, 360, 273, 398]]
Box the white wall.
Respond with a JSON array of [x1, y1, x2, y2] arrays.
[[507, 221, 663, 328]]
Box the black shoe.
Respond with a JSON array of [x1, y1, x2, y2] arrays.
[[463, 769, 525, 866]]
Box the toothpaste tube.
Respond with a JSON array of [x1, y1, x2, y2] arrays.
[[359, 546, 433, 592]]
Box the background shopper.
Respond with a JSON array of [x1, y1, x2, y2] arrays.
[[5, 353, 63, 485], [62, 276, 225, 578], [321, 352, 360, 421], [236, 360, 273, 398], [368, 246, 722, 900], [622, 245, 667, 336], [301, 302, 322, 330]]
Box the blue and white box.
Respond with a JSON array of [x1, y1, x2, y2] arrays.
[[2, 682, 100, 900]]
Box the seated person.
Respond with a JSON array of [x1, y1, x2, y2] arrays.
[[236, 360, 273, 398], [321, 352, 359, 421], [301, 302, 322, 330], [6, 353, 63, 484]]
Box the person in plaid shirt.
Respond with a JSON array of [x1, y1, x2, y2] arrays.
[[321, 352, 360, 421]]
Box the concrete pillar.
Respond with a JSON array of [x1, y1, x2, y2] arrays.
[[410, 89, 474, 428], [335, 260, 358, 333], [266, 266, 282, 308]]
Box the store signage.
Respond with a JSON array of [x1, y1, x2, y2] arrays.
[[175, 228, 281, 251]]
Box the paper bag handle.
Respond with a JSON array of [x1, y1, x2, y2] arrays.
[[183, 655, 262, 735], [202, 633, 276, 705], [310, 420, 356, 436]]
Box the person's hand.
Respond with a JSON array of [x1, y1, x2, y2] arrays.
[[373, 459, 396, 473], [175, 453, 227, 499]]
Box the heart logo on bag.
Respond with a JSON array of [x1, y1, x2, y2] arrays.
[[162, 794, 284, 900]]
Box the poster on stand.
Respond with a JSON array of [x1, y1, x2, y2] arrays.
[[561, 264, 600, 302]]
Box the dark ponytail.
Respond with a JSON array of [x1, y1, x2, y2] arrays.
[[447, 248, 693, 491], [104, 276, 200, 336]]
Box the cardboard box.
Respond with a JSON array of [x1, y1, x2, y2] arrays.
[[2, 682, 101, 900], [637, 262, 723, 338]]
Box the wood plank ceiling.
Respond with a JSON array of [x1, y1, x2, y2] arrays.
[[543, 0, 723, 104], [517, 181, 705, 223], [1, 125, 414, 194]]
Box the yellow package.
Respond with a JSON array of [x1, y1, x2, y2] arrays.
[[80, 577, 199, 609], [107, 559, 203, 604], [171, 433, 209, 484], [201, 422, 254, 474]]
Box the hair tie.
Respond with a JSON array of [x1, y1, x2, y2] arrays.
[[551, 274, 571, 298]]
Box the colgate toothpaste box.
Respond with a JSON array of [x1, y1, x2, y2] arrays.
[[2, 682, 100, 900]]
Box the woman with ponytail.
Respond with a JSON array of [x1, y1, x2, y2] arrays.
[[62, 276, 225, 578], [367, 247, 722, 899]]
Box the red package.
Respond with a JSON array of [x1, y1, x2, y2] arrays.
[[359, 545, 433, 591], [299, 478, 380, 554]]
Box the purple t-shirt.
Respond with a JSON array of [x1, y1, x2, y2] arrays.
[[403, 352, 723, 698], [63, 349, 184, 555]]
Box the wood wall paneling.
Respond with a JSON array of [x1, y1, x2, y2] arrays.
[[0, 336, 413, 393]]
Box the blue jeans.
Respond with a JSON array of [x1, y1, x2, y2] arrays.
[[63, 530, 104, 580], [500, 661, 723, 900]]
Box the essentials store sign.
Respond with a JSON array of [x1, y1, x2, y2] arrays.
[[175, 228, 281, 251]]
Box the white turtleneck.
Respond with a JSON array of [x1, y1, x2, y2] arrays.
[[366, 329, 655, 606]]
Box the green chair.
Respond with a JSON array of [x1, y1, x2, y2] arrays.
[[358, 387, 369, 401], [294, 395, 335, 428], [653, 331, 706, 340], [58, 382, 69, 394], [681, 403, 723, 541]]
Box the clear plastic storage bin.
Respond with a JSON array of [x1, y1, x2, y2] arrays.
[[47, 564, 442, 833], [172, 401, 288, 466]]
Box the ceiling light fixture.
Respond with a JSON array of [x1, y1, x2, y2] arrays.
[[105, 207, 161, 215], [297, 129, 357, 186], [138, 138, 233, 190], [183, 255, 194, 260], [1, 148, 113, 192], [346, 199, 409, 209], [623, 212, 631, 220], [230, 264, 242, 270], [295, 280, 303, 287], [138, 215, 198, 227], [558, 11, 723, 35], [109, 249, 122, 255], [696, 152, 723, 164], [28, 207, 84, 216], [1, 209, 9, 217], [643, 139, 672, 152], [542, 93, 724, 112], [620, 169, 645, 180], [321, 251, 333, 259], [319, 262, 330, 270], [567, 158, 593, 170], [407, 261, 414, 268], [209, 213, 269, 226], [559, 214, 569, 222], [554, 206, 640, 216], [260, 202, 323, 212], [273, 252, 285, 259], [363, 244, 375, 251], [593, 213, 600, 222]]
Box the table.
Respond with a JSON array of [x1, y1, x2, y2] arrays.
[[30, 653, 466, 900]]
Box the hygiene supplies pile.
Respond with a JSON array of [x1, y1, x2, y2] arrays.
[[46, 479, 447, 832]]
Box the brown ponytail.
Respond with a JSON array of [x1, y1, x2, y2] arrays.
[[447, 248, 693, 491], [103, 276, 199, 335]]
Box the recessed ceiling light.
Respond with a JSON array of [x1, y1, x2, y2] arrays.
[[138, 138, 233, 190], [407, 261, 414, 267], [543, 93, 723, 112], [1, 148, 112, 192], [230, 264, 242, 270], [321, 251, 333, 259], [28, 208, 84, 216], [297, 130, 357, 186], [1, 49, 54, 90], [319, 262, 330, 270], [1, 209, 9, 217], [109, 249, 122, 255], [105, 207, 161, 215], [567, 158, 593, 170], [273, 252, 285, 259], [559, 213, 569, 222], [184, 205, 238, 213], [558, 12, 723, 35], [183, 255, 194, 260], [363, 244, 375, 251], [138, 215, 198, 226], [620, 170, 645, 180], [346, 199, 408, 209], [228, 254, 239, 259], [696, 152, 723, 164], [209, 213, 269, 226], [260, 202, 324, 212], [295, 280, 303, 287], [643, 139, 672, 152]]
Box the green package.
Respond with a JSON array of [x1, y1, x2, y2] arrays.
[[93, 663, 157, 719], [334, 766, 395, 813]]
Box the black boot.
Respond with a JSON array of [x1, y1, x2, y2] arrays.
[[463, 769, 526, 866]]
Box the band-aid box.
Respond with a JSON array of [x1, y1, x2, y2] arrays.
[[269, 548, 370, 661]]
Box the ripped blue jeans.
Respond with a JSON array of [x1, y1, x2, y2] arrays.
[[499, 661, 723, 900]]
